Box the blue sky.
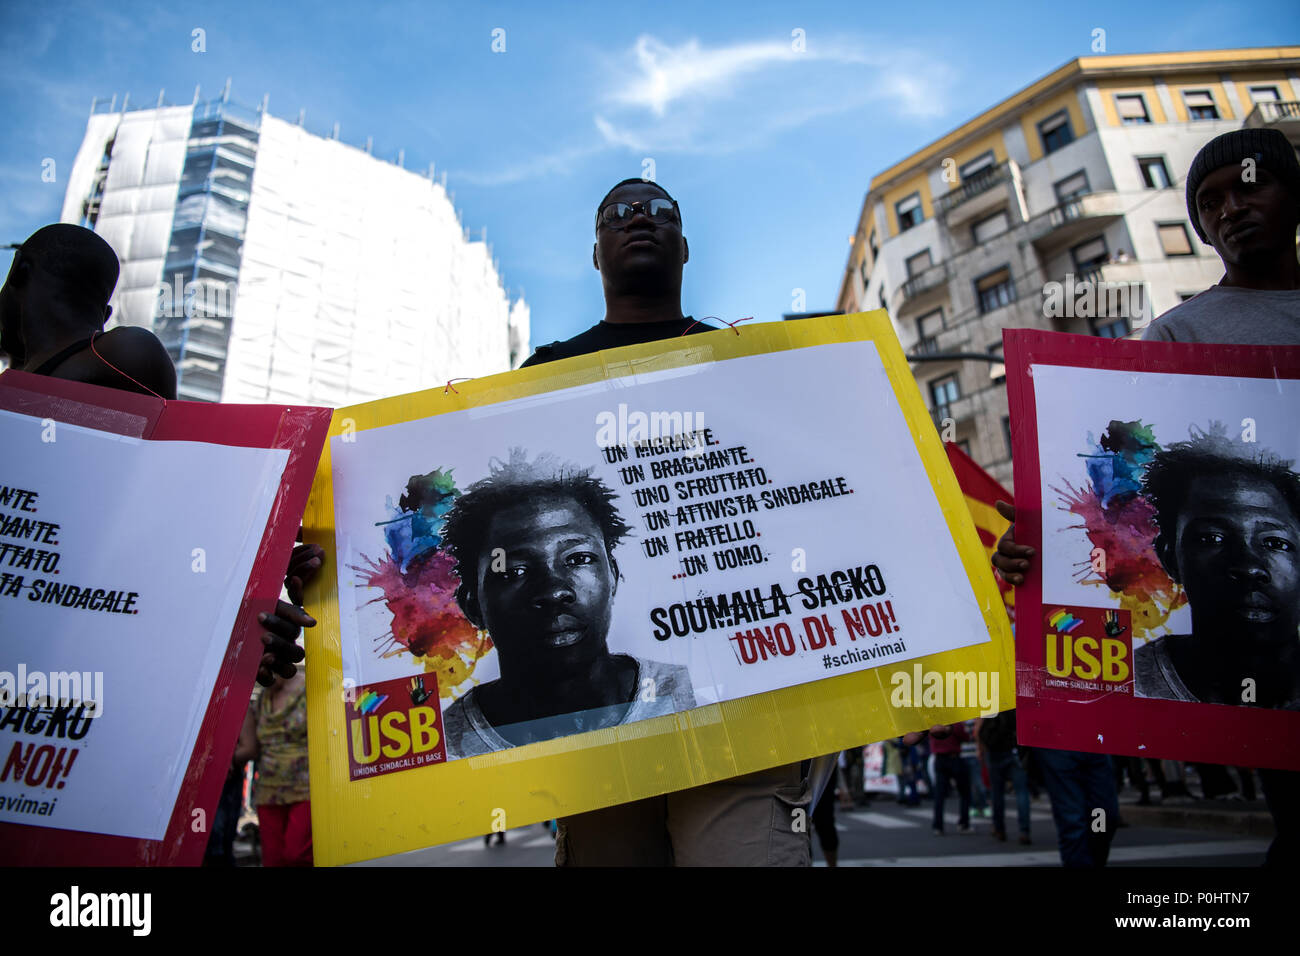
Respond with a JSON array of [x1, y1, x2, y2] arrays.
[[1, 1, 1296, 349]]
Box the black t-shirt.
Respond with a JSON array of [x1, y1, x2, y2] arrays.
[[521, 317, 713, 367]]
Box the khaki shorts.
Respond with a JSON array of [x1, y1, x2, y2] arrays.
[[555, 762, 812, 867]]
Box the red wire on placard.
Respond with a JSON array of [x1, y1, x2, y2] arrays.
[[682, 316, 752, 336], [88, 331, 169, 402], [443, 377, 473, 395]]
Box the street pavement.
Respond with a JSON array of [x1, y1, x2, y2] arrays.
[[348, 793, 1270, 867]]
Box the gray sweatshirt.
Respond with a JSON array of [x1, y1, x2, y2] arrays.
[[1142, 284, 1300, 345]]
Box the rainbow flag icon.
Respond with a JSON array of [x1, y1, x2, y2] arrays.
[[1048, 609, 1085, 633], [355, 689, 388, 714]]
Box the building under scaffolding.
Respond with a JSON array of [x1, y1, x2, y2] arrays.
[[61, 88, 529, 405]]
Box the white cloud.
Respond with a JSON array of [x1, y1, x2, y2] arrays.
[[595, 34, 957, 155], [459, 32, 958, 184], [608, 35, 804, 117]]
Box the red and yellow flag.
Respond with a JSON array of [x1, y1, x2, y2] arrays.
[[944, 442, 1014, 623]]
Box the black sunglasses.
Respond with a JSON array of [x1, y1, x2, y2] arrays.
[[596, 198, 681, 231]]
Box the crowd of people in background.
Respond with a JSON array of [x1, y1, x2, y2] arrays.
[[811, 720, 1273, 868]]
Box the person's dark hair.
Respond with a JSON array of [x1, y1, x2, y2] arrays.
[[596, 178, 680, 232], [1142, 426, 1300, 543], [9, 224, 119, 314], [440, 450, 632, 618]]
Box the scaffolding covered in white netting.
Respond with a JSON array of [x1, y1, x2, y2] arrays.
[[60, 103, 529, 406], [61, 107, 192, 333], [225, 115, 528, 407]]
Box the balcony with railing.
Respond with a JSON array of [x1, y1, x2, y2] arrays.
[[892, 261, 950, 314], [1245, 100, 1300, 145], [910, 335, 941, 358], [1043, 260, 1151, 333], [935, 160, 1019, 227], [1027, 190, 1123, 251]]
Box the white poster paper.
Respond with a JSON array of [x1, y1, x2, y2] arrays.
[[0, 410, 289, 839]]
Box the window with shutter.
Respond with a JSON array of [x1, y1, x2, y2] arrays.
[[1038, 111, 1074, 154], [975, 266, 1015, 313], [896, 193, 923, 232], [972, 210, 1009, 244], [1072, 236, 1109, 272], [1158, 222, 1194, 256], [1116, 94, 1150, 124], [1054, 170, 1090, 203], [1183, 89, 1219, 120], [906, 249, 932, 277], [1138, 156, 1172, 189], [959, 151, 996, 179]]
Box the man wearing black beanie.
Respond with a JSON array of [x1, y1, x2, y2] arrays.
[[1142, 126, 1300, 344], [1134, 127, 1299, 865], [999, 127, 1300, 866]]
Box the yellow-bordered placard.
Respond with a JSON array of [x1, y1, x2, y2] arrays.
[[303, 311, 1013, 865]]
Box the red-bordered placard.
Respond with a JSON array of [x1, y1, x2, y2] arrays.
[[0, 370, 330, 864], [1004, 330, 1300, 771]]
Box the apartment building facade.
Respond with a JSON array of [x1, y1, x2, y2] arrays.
[[61, 92, 529, 405], [836, 47, 1300, 490]]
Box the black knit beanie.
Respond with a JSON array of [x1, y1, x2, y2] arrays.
[[1185, 127, 1300, 241]]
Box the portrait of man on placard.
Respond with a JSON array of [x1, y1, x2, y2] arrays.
[[1135, 430, 1300, 711], [437, 450, 695, 757]]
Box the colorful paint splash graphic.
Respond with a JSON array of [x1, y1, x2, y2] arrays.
[[353, 468, 490, 694], [1052, 419, 1186, 641]]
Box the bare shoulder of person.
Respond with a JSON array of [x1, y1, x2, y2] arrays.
[[94, 326, 178, 399]]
